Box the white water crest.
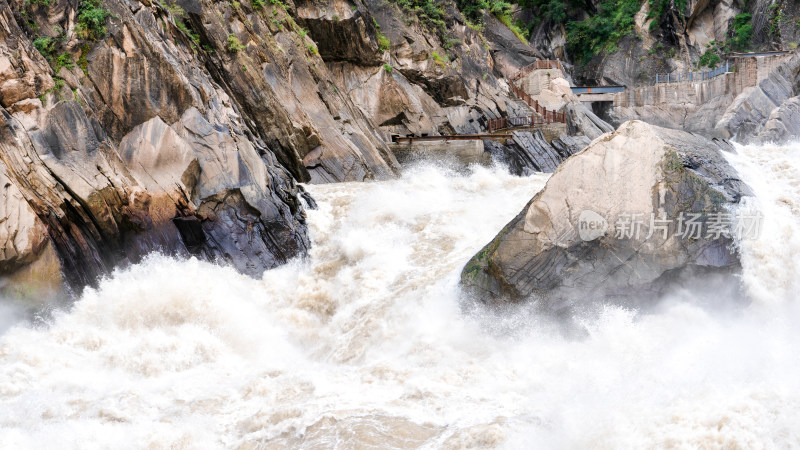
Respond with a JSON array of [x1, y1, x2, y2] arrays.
[[0, 146, 799, 448]]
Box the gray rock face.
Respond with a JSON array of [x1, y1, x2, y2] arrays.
[[757, 97, 800, 143], [565, 99, 615, 140], [715, 52, 800, 143], [486, 130, 589, 175], [0, 0, 316, 294], [461, 121, 751, 311], [1, 0, 562, 295]]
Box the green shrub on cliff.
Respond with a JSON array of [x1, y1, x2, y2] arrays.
[[457, 0, 530, 42], [25, 0, 54, 6], [394, 0, 447, 33], [227, 34, 245, 53], [566, 0, 642, 63], [697, 50, 721, 68], [647, 0, 687, 30], [75, 0, 110, 41], [377, 31, 390, 52], [33, 36, 56, 58], [730, 13, 753, 51]]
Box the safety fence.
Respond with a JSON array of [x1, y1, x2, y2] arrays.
[[487, 111, 566, 132], [655, 61, 733, 84], [511, 60, 564, 81]]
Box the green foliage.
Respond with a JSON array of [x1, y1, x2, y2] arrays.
[[465, 20, 483, 32], [394, 0, 446, 34], [457, 0, 530, 42], [383, 63, 393, 72], [252, 0, 266, 8], [376, 29, 391, 52], [78, 44, 90, 75], [566, 0, 643, 63], [33, 36, 76, 74], [227, 34, 245, 52], [494, 13, 528, 42], [697, 49, 721, 68], [646, 0, 686, 31], [25, 0, 54, 6], [431, 50, 448, 68], [73, 88, 83, 105], [33, 36, 55, 57], [515, 0, 568, 24], [306, 42, 319, 55], [767, 4, 782, 37], [176, 19, 200, 44], [648, 41, 663, 55], [75, 0, 110, 41], [55, 52, 74, 72], [166, 2, 184, 16], [730, 13, 752, 51]]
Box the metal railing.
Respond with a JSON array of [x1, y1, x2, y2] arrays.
[[489, 60, 568, 132], [487, 111, 566, 132], [655, 61, 733, 84], [511, 60, 564, 81], [571, 86, 626, 94]]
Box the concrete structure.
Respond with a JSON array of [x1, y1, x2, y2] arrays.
[[611, 54, 788, 109], [519, 68, 566, 96], [572, 86, 625, 102], [388, 140, 488, 165]]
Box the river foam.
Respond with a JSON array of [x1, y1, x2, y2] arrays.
[[0, 146, 799, 448]]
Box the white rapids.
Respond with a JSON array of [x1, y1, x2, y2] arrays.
[[0, 144, 799, 448]]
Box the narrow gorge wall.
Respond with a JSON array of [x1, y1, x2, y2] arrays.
[[0, 0, 560, 295], [607, 54, 798, 135]]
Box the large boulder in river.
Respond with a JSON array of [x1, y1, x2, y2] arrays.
[[461, 121, 752, 311]]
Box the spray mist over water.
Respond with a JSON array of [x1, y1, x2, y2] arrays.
[[0, 148, 798, 448]]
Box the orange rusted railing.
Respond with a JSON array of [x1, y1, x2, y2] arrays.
[[487, 59, 567, 133], [511, 59, 564, 81]]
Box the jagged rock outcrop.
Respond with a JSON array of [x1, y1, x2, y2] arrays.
[[716, 52, 800, 143], [1, 0, 565, 295], [323, 1, 538, 141], [461, 121, 751, 311], [565, 98, 615, 139], [486, 130, 589, 175], [0, 0, 324, 294], [757, 97, 800, 143]]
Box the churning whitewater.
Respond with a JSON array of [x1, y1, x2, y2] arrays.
[[1, 145, 799, 448]]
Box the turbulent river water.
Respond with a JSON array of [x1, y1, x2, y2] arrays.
[[0, 143, 799, 449]]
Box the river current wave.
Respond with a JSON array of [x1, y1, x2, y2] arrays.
[[0, 145, 798, 448]]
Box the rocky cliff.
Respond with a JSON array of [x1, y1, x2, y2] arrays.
[[1, 0, 579, 296], [522, 0, 800, 89]]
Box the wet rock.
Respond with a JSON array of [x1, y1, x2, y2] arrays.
[[461, 121, 751, 312], [0, 0, 577, 294], [487, 129, 586, 175], [565, 99, 615, 140], [757, 97, 800, 143]]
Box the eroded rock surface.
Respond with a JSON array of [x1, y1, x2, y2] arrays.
[[715, 52, 800, 143], [1, 0, 567, 294], [461, 121, 751, 311]]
